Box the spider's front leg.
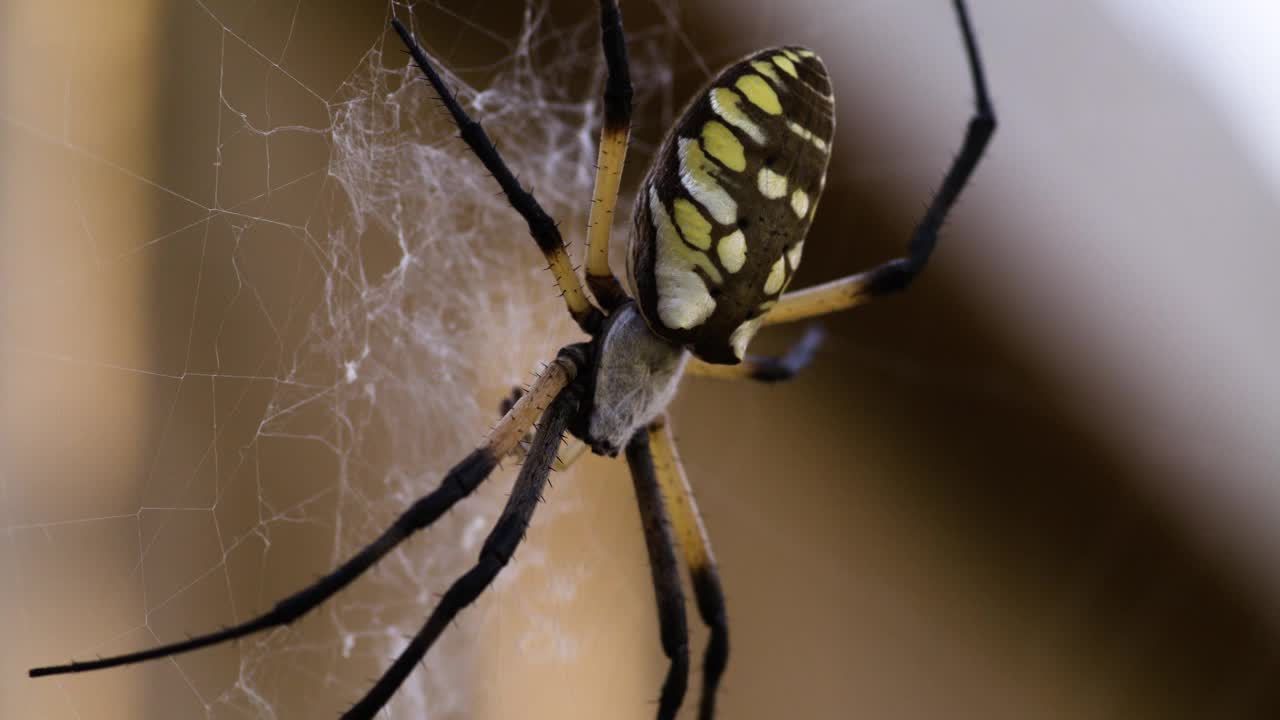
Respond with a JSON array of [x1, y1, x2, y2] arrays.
[[762, 0, 996, 328], [29, 347, 586, 720], [584, 0, 634, 310], [501, 385, 589, 471], [392, 19, 604, 333]]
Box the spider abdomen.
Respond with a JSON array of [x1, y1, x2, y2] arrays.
[[629, 47, 834, 364]]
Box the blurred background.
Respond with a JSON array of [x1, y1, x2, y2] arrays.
[[4, 1, 1279, 718]]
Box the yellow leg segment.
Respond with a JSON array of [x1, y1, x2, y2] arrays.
[[485, 359, 575, 459], [585, 121, 631, 309], [546, 249, 597, 327], [684, 359, 758, 381], [498, 380, 588, 471], [586, 0, 633, 311], [761, 269, 878, 326], [647, 417, 714, 571]]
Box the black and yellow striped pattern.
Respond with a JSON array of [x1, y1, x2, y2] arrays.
[[630, 47, 834, 364]]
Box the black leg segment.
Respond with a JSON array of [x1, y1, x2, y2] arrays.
[[392, 18, 603, 334], [626, 431, 691, 720], [862, 0, 997, 298], [598, 0, 633, 131], [30, 449, 500, 678], [29, 351, 582, 684], [741, 325, 825, 383], [691, 565, 728, 720]]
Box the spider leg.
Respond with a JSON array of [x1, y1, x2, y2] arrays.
[[584, 0, 633, 310], [553, 437, 590, 471], [625, 429, 691, 720], [500, 385, 590, 470], [392, 19, 604, 335], [647, 416, 728, 720], [762, 0, 996, 327], [685, 325, 824, 382], [28, 348, 583, 680], [505, 433, 589, 472], [343, 370, 584, 719]]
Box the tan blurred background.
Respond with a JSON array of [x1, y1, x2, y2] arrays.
[[4, 1, 1279, 719]]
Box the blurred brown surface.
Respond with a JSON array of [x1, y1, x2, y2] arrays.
[[4, 1, 1279, 719]]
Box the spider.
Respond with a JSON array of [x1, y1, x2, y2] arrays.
[[29, 1, 995, 717]]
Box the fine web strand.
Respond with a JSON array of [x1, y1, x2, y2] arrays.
[[1, 1, 682, 717]]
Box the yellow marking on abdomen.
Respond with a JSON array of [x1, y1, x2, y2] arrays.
[[701, 120, 746, 172], [781, 49, 802, 62], [786, 240, 805, 271], [735, 74, 782, 115], [757, 167, 788, 199], [717, 229, 747, 273], [678, 138, 737, 225], [729, 316, 764, 360], [650, 188, 721, 330], [763, 255, 787, 294], [772, 55, 798, 78], [750, 60, 782, 84], [786, 120, 829, 152], [710, 87, 766, 144], [790, 189, 810, 218], [674, 197, 712, 250]]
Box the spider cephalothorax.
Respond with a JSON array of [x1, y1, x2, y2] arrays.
[[578, 303, 688, 456], [29, 3, 995, 719]]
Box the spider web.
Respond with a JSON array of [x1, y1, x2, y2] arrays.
[[1, 1, 685, 717]]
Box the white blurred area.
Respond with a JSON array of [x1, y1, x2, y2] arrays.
[[1087, 0, 1280, 616], [1100, 0, 1280, 200]]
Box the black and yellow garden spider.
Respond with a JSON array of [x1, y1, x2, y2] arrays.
[[29, 1, 995, 717]]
